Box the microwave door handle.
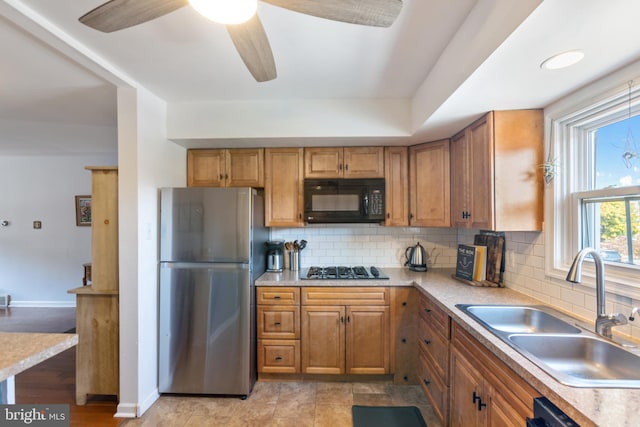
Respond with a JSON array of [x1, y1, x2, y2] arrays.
[[363, 194, 369, 216]]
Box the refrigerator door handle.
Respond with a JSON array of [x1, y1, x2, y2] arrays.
[[161, 262, 250, 270]]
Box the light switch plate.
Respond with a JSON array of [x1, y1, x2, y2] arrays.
[[33, 221, 42, 229]]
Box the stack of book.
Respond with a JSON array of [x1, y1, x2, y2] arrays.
[[454, 231, 505, 287]]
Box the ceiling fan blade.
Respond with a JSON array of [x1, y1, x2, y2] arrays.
[[262, 0, 402, 27], [79, 0, 188, 33], [226, 15, 277, 82]]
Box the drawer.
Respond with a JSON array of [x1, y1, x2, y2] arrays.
[[258, 339, 300, 373], [257, 287, 300, 305], [418, 348, 449, 424], [418, 293, 450, 339], [301, 287, 389, 306], [418, 316, 449, 384], [257, 306, 300, 339]]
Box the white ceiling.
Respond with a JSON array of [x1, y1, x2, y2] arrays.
[[2, 0, 640, 155]]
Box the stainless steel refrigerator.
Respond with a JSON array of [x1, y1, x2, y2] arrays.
[[158, 187, 268, 396]]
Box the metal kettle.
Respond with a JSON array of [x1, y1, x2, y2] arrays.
[[405, 242, 428, 272]]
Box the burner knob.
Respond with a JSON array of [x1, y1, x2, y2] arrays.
[[370, 266, 379, 277]]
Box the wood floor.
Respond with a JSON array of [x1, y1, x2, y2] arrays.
[[0, 307, 123, 427]]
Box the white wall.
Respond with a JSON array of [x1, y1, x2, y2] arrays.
[[0, 153, 117, 306], [116, 86, 186, 419]]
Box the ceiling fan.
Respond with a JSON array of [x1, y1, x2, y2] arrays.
[[79, 0, 403, 82]]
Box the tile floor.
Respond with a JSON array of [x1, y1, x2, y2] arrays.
[[121, 381, 441, 427]]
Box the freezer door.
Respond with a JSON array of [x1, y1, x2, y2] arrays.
[[159, 262, 255, 395], [160, 187, 253, 262]]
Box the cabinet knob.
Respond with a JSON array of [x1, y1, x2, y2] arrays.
[[387, 213, 390, 219], [424, 308, 431, 314], [402, 338, 407, 343], [225, 174, 229, 180], [402, 301, 407, 306], [423, 379, 431, 386], [409, 213, 414, 220], [340, 316, 345, 324], [219, 174, 224, 180], [345, 164, 349, 171], [423, 339, 431, 345], [339, 164, 343, 170]]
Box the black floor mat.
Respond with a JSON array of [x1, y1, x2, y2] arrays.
[[352, 405, 427, 427]]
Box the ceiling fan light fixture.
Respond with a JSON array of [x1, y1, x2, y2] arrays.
[[189, 0, 257, 25], [540, 50, 585, 70]]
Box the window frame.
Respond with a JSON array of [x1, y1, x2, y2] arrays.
[[545, 76, 640, 300]]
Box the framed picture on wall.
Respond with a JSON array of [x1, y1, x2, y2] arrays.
[[75, 195, 92, 226]]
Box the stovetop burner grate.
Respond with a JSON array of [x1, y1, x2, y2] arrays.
[[303, 266, 388, 280]]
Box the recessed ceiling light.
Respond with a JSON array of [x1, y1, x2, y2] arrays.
[[540, 50, 585, 70]]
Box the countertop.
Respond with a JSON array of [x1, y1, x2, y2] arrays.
[[0, 332, 78, 382], [256, 267, 640, 427]]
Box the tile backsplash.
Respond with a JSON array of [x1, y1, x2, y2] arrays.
[[269, 224, 458, 269], [270, 225, 640, 341]]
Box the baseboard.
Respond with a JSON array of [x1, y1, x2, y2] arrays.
[[138, 388, 160, 417], [114, 403, 137, 419], [115, 388, 159, 419], [7, 301, 76, 308]]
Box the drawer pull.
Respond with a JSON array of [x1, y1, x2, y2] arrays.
[[273, 296, 281, 300], [424, 308, 432, 314], [274, 322, 281, 326], [423, 339, 431, 345], [423, 379, 430, 386], [341, 316, 345, 324], [275, 356, 283, 361]]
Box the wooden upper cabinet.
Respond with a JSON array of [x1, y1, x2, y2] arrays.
[[449, 110, 543, 231], [304, 147, 384, 178], [226, 149, 264, 187], [385, 147, 409, 226], [187, 149, 264, 188], [187, 149, 225, 187], [265, 148, 304, 227], [409, 140, 451, 227]]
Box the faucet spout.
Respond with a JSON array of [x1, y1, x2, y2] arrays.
[[566, 247, 625, 338], [566, 247, 606, 317]]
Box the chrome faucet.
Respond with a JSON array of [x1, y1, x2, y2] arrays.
[[566, 247, 627, 339], [630, 307, 640, 321]]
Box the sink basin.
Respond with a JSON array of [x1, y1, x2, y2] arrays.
[[457, 304, 581, 334], [508, 334, 640, 387]]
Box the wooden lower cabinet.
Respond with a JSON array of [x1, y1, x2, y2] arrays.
[[417, 292, 450, 425], [449, 322, 540, 427], [301, 305, 390, 374], [257, 287, 301, 374]]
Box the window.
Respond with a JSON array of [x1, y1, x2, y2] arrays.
[[546, 77, 640, 298]]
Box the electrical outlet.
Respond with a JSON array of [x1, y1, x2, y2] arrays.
[[33, 221, 42, 229]]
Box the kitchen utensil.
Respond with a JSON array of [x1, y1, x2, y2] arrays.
[[405, 242, 427, 272]]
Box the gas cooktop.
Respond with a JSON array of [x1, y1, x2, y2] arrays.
[[302, 266, 389, 280]]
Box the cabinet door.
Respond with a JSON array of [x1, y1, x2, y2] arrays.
[[301, 306, 345, 374], [409, 140, 451, 227], [344, 147, 385, 178], [486, 385, 531, 427], [304, 147, 343, 178], [187, 149, 226, 187], [265, 148, 304, 227], [226, 148, 264, 188], [468, 114, 494, 229], [346, 306, 389, 374], [450, 346, 485, 427], [384, 147, 409, 226], [450, 130, 471, 227]]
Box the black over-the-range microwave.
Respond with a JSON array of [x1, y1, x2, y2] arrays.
[[303, 178, 385, 224]]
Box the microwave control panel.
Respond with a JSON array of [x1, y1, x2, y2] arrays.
[[369, 190, 384, 216]]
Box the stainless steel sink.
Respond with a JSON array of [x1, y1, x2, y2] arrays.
[[508, 334, 640, 387], [457, 304, 581, 334], [456, 304, 640, 388]]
